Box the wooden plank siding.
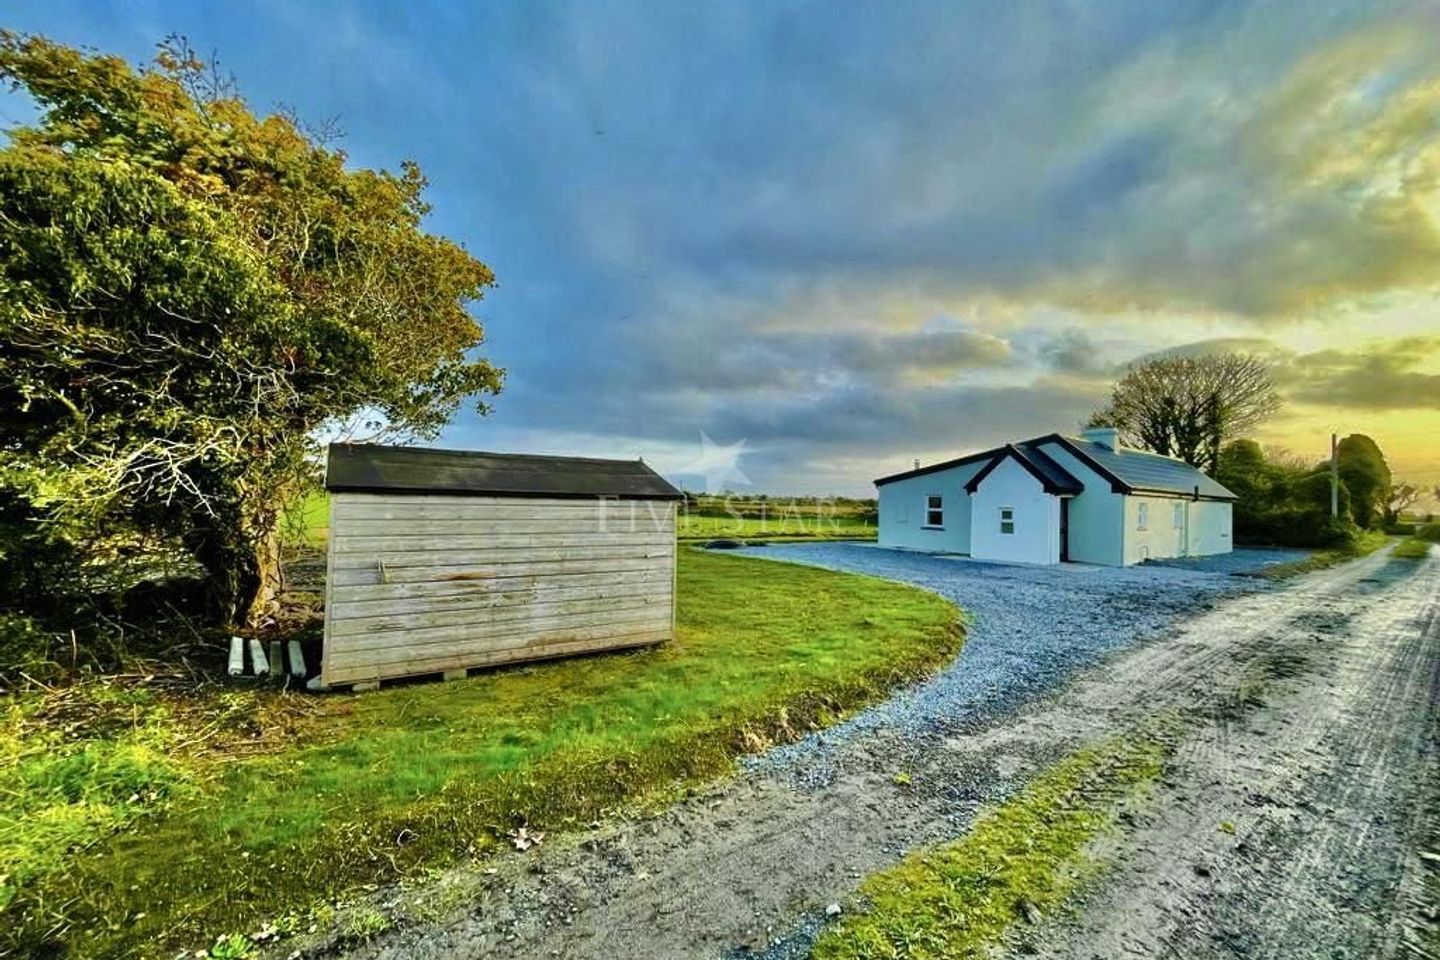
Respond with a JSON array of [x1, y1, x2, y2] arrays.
[[322, 493, 676, 687]]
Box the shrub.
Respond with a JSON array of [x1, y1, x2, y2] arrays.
[[1217, 440, 1361, 548]]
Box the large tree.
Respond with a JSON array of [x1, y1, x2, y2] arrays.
[[1087, 353, 1280, 472], [1386, 482, 1420, 525], [1334, 434, 1391, 530], [0, 34, 503, 628]]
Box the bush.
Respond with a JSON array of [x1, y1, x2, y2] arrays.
[[1217, 440, 1359, 548]]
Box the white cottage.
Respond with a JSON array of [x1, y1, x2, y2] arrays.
[[875, 428, 1236, 566]]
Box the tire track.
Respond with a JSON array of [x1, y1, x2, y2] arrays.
[[1018, 550, 1440, 960], [333, 548, 1436, 960]]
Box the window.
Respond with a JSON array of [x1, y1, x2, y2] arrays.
[[1000, 507, 1015, 535], [924, 495, 944, 528], [1137, 502, 1149, 531], [1173, 502, 1184, 529]]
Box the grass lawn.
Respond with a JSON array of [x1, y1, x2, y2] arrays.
[[1251, 530, 1392, 580], [812, 736, 1166, 960], [4, 549, 960, 958]]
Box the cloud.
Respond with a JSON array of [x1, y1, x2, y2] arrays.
[[1130, 334, 1440, 412], [12, 0, 1440, 494], [1277, 337, 1440, 410]]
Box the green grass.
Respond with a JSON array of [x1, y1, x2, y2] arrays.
[[677, 512, 875, 541], [284, 491, 877, 545], [1252, 530, 1391, 580], [0, 688, 193, 912], [4, 549, 961, 958], [812, 737, 1166, 960], [1394, 522, 1440, 560], [281, 489, 331, 545], [1393, 538, 1434, 559]]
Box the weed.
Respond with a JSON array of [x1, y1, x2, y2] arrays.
[[339, 907, 391, 943], [206, 933, 255, 959]]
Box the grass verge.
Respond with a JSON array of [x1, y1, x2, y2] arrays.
[[4, 549, 960, 958], [812, 736, 1166, 960], [1393, 522, 1439, 560], [1251, 530, 1391, 580], [1393, 538, 1432, 559]]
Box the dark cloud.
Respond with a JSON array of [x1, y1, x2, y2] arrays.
[[12, 0, 1440, 493], [1121, 334, 1440, 412], [1279, 338, 1440, 410]]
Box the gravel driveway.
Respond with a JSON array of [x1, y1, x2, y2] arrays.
[[336, 543, 1437, 960], [733, 543, 1291, 785]]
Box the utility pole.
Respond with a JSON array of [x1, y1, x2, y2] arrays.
[[1330, 433, 1339, 518]]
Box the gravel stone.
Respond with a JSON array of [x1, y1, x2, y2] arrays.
[[732, 543, 1297, 785]]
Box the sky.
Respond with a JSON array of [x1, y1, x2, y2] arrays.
[[5, 0, 1439, 498]]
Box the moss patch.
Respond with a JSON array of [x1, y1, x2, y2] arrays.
[[5, 549, 960, 958], [812, 737, 1166, 960]]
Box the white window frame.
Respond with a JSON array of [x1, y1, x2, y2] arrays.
[[923, 494, 944, 529], [1137, 502, 1149, 532], [1173, 502, 1184, 530], [999, 506, 1015, 535]]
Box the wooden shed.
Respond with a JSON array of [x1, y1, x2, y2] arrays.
[[319, 443, 682, 691]]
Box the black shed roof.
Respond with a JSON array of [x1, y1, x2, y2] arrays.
[[325, 443, 684, 500]]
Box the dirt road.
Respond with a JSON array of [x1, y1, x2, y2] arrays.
[[347, 546, 1439, 960]]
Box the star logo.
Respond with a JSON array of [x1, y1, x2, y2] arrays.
[[673, 432, 751, 495]]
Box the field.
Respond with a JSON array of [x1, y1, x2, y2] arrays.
[[2, 549, 959, 958], [285, 491, 877, 545]]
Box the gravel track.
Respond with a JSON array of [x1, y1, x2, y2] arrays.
[[332, 544, 1439, 960], [732, 543, 1275, 785]]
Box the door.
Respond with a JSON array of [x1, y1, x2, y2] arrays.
[[1059, 498, 1070, 562]]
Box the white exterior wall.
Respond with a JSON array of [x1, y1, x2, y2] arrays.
[[1033, 441, 1125, 566], [1186, 500, 1233, 556], [876, 461, 984, 553], [1122, 495, 1187, 563], [970, 457, 1062, 565], [1123, 495, 1234, 563]]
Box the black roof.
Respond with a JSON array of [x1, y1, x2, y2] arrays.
[[325, 443, 684, 500], [876, 432, 1236, 501], [964, 444, 1083, 496]]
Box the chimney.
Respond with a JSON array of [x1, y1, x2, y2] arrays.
[[1081, 426, 1120, 450]]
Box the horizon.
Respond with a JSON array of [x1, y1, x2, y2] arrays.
[[6, 1, 1438, 501]]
